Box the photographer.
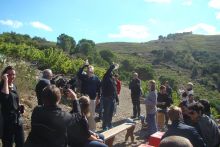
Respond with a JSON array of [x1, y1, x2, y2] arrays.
[[0, 66, 24, 147], [25, 85, 83, 147], [77, 60, 101, 132]]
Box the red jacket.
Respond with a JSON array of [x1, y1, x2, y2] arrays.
[[116, 79, 121, 95]]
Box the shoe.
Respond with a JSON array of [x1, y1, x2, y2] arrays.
[[131, 116, 136, 119], [103, 127, 108, 131]]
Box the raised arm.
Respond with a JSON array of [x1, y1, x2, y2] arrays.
[[77, 65, 88, 80], [103, 64, 115, 81], [1, 74, 9, 94]]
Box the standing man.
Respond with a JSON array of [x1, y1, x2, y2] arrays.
[[101, 64, 119, 131], [35, 69, 53, 105], [77, 61, 101, 132], [164, 81, 173, 101], [129, 72, 142, 119], [145, 80, 158, 137]]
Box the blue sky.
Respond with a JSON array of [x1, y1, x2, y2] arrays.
[[0, 0, 220, 43]]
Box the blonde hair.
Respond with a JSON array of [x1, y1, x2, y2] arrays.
[[168, 106, 182, 122], [149, 80, 156, 91]]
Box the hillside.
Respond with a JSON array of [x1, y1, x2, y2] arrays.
[[97, 34, 220, 54], [96, 33, 220, 114], [0, 32, 219, 116]]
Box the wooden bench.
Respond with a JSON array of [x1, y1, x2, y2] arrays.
[[101, 123, 136, 147]]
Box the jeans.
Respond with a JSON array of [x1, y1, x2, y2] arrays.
[[146, 113, 157, 136], [84, 134, 107, 147], [102, 96, 115, 130]]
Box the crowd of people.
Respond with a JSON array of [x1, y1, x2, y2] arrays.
[[0, 61, 220, 147]]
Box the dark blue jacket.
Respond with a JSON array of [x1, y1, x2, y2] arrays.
[[101, 65, 118, 101], [162, 121, 206, 147], [77, 66, 101, 100]]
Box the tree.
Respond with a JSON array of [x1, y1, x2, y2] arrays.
[[75, 39, 96, 55], [99, 50, 115, 64], [191, 66, 198, 79], [158, 35, 164, 40], [57, 34, 76, 53]]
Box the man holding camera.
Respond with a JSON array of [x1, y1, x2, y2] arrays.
[[77, 60, 101, 132]]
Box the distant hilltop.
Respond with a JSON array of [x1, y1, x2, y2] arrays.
[[158, 32, 193, 40]]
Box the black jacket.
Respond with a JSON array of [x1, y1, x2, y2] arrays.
[[101, 65, 118, 101], [162, 121, 206, 147], [129, 78, 141, 98], [67, 116, 91, 147], [157, 93, 172, 110], [25, 100, 82, 147], [35, 79, 50, 105], [0, 83, 22, 125]]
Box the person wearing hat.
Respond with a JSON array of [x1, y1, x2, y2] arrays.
[[186, 82, 194, 95]]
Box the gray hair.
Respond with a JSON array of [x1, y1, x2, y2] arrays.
[[42, 69, 53, 79]]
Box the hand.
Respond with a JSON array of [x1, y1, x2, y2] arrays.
[[96, 139, 104, 143], [2, 74, 8, 81], [84, 59, 89, 66], [96, 98, 100, 106], [67, 89, 77, 100], [113, 62, 119, 70], [94, 133, 99, 139]]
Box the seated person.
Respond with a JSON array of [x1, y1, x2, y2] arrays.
[[188, 102, 220, 147], [162, 106, 205, 147], [68, 96, 107, 147], [178, 101, 192, 125], [25, 85, 83, 147], [157, 85, 172, 126], [160, 136, 193, 147], [198, 99, 211, 117]]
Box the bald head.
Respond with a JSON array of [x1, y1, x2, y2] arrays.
[[42, 69, 53, 80], [133, 72, 138, 79], [160, 136, 193, 147]]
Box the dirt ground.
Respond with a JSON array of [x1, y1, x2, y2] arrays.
[[95, 85, 147, 147]]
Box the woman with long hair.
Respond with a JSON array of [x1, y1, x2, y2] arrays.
[[0, 66, 24, 147], [68, 96, 107, 147]]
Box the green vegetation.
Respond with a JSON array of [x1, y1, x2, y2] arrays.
[[0, 31, 219, 118]]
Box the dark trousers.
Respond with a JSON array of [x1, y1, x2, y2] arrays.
[[131, 97, 140, 117], [2, 122, 24, 147], [102, 97, 115, 130]]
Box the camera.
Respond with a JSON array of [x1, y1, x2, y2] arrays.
[[19, 105, 24, 114], [63, 84, 71, 96]]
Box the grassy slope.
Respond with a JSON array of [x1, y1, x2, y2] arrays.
[[96, 34, 220, 116], [97, 34, 220, 53]]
